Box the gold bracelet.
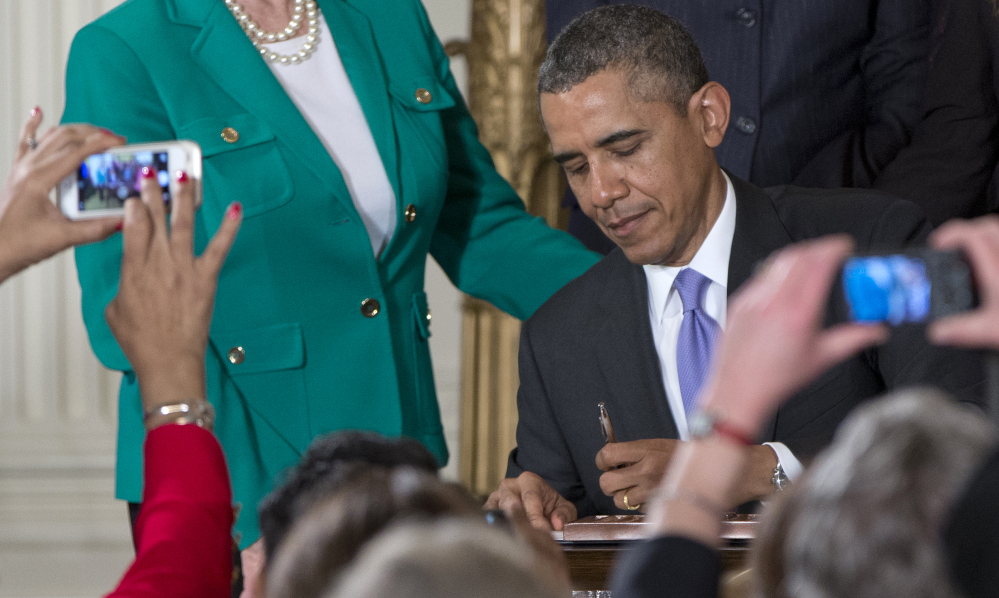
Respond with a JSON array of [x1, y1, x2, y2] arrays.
[[143, 401, 215, 431]]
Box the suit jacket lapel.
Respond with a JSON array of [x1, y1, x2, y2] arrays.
[[179, 0, 358, 217], [726, 174, 794, 296], [726, 174, 794, 442], [592, 251, 680, 441]]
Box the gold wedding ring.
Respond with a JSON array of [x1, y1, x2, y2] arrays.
[[622, 488, 642, 511]]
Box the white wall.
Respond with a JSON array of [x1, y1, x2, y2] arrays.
[[0, 1, 470, 596]]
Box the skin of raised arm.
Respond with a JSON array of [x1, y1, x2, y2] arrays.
[[104, 170, 241, 426], [0, 110, 124, 283]]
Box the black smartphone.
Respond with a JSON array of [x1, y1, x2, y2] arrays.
[[841, 249, 976, 325]]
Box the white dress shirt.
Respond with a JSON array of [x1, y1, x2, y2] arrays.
[[264, 15, 397, 258], [642, 171, 803, 481]]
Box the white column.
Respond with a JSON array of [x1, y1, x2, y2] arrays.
[[0, 2, 132, 596]]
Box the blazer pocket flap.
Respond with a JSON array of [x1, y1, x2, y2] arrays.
[[389, 77, 456, 112], [212, 323, 305, 375], [177, 114, 277, 157]]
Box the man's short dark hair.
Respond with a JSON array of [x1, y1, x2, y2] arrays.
[[258, 431, 439, 563], [538, 5, 710, 114]]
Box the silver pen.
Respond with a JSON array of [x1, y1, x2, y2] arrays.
[[598, 402, 617, 443]]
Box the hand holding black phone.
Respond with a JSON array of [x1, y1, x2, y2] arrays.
[[841, 249, 976, 326]]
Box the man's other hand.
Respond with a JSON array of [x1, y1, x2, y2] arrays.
[[484, 472, 577, 531], [596, 439, 679, 511]]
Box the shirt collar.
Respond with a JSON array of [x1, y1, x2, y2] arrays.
[[643, 170, 737, 326]]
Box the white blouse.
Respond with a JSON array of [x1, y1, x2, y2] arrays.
[[263, 14, 397, 258]]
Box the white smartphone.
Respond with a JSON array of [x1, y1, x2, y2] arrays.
[[58, 140, 202, 220]]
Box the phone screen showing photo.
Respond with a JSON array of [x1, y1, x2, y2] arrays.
[[77, 151, 170, 211], [842, 255, 931, 325]]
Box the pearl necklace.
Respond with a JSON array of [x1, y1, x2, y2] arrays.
[[225, 0, 321, 65]]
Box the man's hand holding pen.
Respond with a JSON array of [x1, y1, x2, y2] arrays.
[[596, 439, 681, 512], [594, 402, 783, 510]]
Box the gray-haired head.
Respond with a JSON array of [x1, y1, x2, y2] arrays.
[[753, 388, 997, 598], [327, 518, 568, 598], [538, 5, 709, 115]]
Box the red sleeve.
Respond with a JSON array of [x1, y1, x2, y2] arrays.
[[106, 424, 234, 598]]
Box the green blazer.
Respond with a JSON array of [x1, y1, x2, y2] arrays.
[[63, 0, 598, 545]]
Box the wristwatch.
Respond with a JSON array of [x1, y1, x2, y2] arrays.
[[772, 462, 789, 492]]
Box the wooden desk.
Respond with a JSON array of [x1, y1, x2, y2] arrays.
[[555, 514, 756, 591]]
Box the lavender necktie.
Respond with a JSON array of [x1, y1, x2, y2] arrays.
[[673, 268, 721, 416]]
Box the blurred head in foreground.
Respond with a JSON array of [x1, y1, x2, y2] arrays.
[[753, 388, 996, 598], [328, 518, 569, 598], [258, 430, 439, 563], [265, 467, 479, 598]]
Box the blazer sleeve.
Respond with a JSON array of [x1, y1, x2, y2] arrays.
[[416, 6, 601, 321], [505, 318, 598, 517], [106, 425, 233, 598], [874, 0, 999, 225], [62, 24, 175, 374], [792, 0, 931, 189], [610, 536, 721, 598]]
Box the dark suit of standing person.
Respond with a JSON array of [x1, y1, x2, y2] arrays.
[[483, 6, 984, 529], [546, 0, 931, 253], [876, 0, 999, 225]]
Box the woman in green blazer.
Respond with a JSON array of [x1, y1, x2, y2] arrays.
[[62, 0, 598, 547]]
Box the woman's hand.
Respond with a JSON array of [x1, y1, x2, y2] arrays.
[[105, 166, 242, 414], [929, 216, 999, 351], [0, 109, 125, 282]]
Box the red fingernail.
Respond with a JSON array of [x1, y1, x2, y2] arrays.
[[30, 106, 40, 118], [141, 166, 155, 179], [115, 222, 124, 232], [175, 170, 189, 183], [100, 127, 117, 136], [226, 202, 242, 220]]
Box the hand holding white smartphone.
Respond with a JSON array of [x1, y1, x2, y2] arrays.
[[58, 140, 202, 220]]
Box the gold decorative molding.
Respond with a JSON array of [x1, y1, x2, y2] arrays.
[[454, 0, 565, 496]]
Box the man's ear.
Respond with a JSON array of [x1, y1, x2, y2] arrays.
[[688, 82, 731, 149]]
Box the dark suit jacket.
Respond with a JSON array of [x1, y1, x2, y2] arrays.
[[876, 0, 999, 225], [944, 446, 999, 598], [547, 0, 932, 254], [611, 536, 720, 598], [506, 176, 986, 517]]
